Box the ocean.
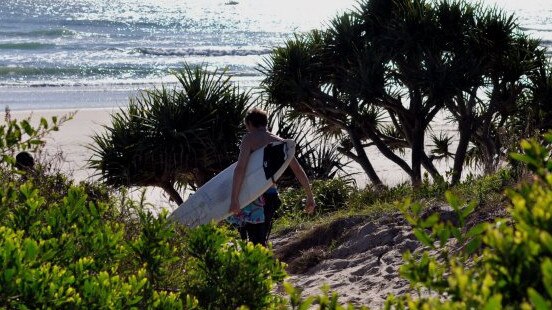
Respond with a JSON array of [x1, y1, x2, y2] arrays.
[[1, 0, 551, 111]]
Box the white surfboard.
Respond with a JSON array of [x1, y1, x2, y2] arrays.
[[169, 139, 296, 227]]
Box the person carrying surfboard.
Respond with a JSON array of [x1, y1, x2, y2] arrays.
[[229, 108, 316, 246]]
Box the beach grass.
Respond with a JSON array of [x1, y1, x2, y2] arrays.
[[272, 168, 515, 236]]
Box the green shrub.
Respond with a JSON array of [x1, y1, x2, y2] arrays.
[[347, 183, 412, 208], [0, 181, 185, 309], [0, 175, 293, 309], [279, 179, 354, 220], [0, 109, 74, 198], [1, 112, 293, 309], [182, 224, 287, 309], [385, 131, 552, 309], [130, 209, 179, 286], [451, 168, 514, 204]]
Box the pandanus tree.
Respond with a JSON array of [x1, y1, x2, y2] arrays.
[[89, 65, 250, 205], [529, 62, 552, 132], [262, 0, 547, 186], [261, 25, 388, 186], [262, 0, 452, 187], [267, 109, 355, 187], [514, 58, 552, 137], [435, 4, 546, 182]]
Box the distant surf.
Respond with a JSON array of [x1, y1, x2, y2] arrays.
[[0, 28, 76, 38], [133, 47, 272, 57], [0, 0, 550, 110], [0, 42, 56, 50]]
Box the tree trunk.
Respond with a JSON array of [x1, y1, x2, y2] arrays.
[[160, 182, 184, 206], [348, 128, 383, 186], [476, 132, 499, 175], [421, 154, 443, 183], [483, 143, 497, 174], [451, 119, 472, 185], [363, 126, 414, 176], [411, 120, 424, 187]]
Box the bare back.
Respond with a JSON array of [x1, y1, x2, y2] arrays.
[[241, 129, 282, 154]]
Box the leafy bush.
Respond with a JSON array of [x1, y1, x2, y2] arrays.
[[0, 181, 186, 309], [182, 224, 287, 309], [0, 108, 72, 165], [347, 183, 412, 208], [1, 112, 294, 309], [451, 168, 514, 204], [0, 176, 293, 309], [385, 131, 552, 309], [278, 178, 354, 220]]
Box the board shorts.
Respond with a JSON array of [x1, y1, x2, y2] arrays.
[[226, 188, 281, 246], [226, 195, 266, 227]]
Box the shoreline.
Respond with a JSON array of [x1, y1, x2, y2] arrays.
[[0, 75, 264, 112]]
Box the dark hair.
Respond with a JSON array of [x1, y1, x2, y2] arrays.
[[15, 151, 34, 170], [244, 108, 268, 128]]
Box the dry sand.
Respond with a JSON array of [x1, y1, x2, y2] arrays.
[[270, 201, 507, 308], [271, 214, 421, 308]]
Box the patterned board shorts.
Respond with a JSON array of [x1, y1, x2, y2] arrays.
[[226, 195, 266, 227]]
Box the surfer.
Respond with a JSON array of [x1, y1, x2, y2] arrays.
[[228, 108, 316, 246]]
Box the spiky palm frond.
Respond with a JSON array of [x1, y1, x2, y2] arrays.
[[430, 132, 454, 161], [259, 30, 325, 112], [524, 60, 552, 132], [260, 0, 546, 185], [88, 101, 156, 187], [269, 113, 354, 186], [378, 124, 407, 153], [464, 143, 485, 170], [89, 64, 251, 193]]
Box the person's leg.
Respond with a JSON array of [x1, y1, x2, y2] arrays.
[[237, 225, 248, 240], [245, 222, 267, 246], [262, 193, 281, 243]]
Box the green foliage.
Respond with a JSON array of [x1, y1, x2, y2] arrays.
[[311, 179, 353, 214], [89, 63, 252, 203], [0, 172, 294, 309], [451, 168, 514, 205], [386, 131, 552, 309], [268, 110, 354, 186], [0, 181, 185, 309], [347, 183, 411, 207], [129, 209, 182, 300], [0, 108, 295, 309], [0, 108, 72, 168], [262, 0, 547, 186], [182, 224, 287, 309], [279, 179, 354, 221], [274, 174, 506, 233]]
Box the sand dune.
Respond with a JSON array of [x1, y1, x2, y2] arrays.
[[272, 214, 419, 308]]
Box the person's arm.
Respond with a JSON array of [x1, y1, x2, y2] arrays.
[[288, 157, 316, 214], [229, 136, 252, 215]]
